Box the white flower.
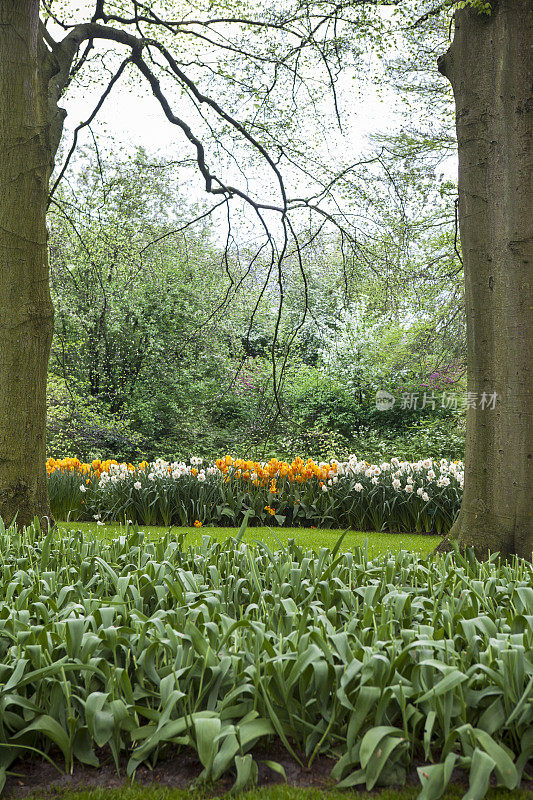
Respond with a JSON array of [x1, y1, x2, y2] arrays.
[[134, 481, 142, 490], [405, 485, 413, 493], [392, 478, 401, 490], [110, 475, 118, 484], [96, 520, 104, 526], [322, 485, 328, 492], [93, 513, 101, 520], [197, 473, 206, 482], [332, 476, 338, 484], [422, 492, 429, 502], [427, 470, 436, 480], [80, 484, 87, 493], [406, 475, 414, 484], [354, 482, 363, 492], [371, 477, 379, 485], [148, 472, 155, 481], [417, 488, 424, 496], [423, 459, 432, 469]]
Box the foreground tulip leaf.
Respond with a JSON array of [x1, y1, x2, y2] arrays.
[[0, 520, 530, 800]]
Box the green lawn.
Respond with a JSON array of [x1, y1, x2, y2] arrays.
[[14, 784, 533, 800], [58, 522, 442, 557]]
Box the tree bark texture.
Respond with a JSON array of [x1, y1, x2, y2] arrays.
[[0, 1, 55, 527], [439, 0, 533, 559]]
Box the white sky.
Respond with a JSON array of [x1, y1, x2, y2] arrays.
[[61, 65, 401, 156], [58, 63, 409, 202], [49, 4, 457, 236]]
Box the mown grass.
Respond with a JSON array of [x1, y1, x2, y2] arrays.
[[15, 784, 533, 799], [58, 522, 442, 558]]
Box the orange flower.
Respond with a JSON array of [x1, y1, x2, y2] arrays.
[[194, 520, 202, 528], [264, 506, 276, 516], [191, 467, 198, 476]]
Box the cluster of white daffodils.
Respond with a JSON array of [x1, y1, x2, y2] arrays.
[[329, 455, 463, 502], [93, 458, 220, 491]]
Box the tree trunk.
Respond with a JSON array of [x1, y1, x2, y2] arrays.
[[438, 0, 533, 559], [0, 1, 55, 528]]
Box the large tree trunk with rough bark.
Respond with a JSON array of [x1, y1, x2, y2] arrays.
[[0, 1, 55, 528], [439, 0, 533, 559]]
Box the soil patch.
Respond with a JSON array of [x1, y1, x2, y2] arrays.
[[3, 743, 334, 798], [3, 743, 532, 798]]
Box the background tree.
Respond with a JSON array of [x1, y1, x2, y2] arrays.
[[438, 0, 532, 559]]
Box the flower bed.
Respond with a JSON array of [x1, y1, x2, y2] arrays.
[[47, 455, 463, 534], [0, 524, 531, 797]]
